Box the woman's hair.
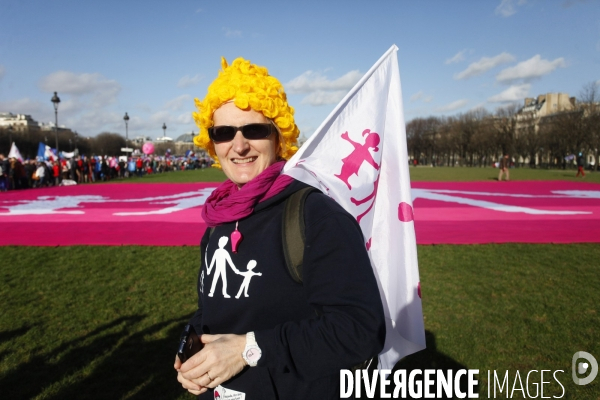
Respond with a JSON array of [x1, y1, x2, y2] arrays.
[[192, 57, 300, 168]]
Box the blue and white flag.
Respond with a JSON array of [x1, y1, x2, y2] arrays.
[[284, 45, 425, 369], [37, 142, 57, 161], [37, 142, 46, 160]]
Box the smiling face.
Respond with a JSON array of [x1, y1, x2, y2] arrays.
[[213, 102, 279, 188]]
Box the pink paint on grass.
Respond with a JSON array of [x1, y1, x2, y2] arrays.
[[1, 180, 599, 246], [0, 183, 217, 246], [411, 180, 600, 244]]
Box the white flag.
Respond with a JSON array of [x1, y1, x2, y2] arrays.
[[8, 142, 24, 162], [283, 45, 425, 369]]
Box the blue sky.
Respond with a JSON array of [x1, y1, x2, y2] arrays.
[[1, 0, 599, 141]]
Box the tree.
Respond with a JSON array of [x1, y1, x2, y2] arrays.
[[406, 117, 441, 165], [493, 104, 518, 158], [515, 112, 542, 167], [91, 132, 126, 156], [580, 81, 600, 171]]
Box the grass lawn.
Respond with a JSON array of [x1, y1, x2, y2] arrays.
[[1, 245, 598, 399], [1, 167, 599, 399]]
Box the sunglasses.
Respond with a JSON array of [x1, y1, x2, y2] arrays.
[[208, 123, 274, 142]]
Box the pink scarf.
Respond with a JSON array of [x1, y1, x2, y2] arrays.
[[202, 161, 294, 226]]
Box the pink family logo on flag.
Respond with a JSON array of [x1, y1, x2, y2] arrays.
[[284, 45, 426, 369], [335, 129, 382, 224]]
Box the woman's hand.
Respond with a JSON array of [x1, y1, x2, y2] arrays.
[[179, 334, 247, 391], [175, 354, 206, 396]]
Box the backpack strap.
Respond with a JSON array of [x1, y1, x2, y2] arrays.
[[282, 186, 378, 379], [282, 186, 319, 284]]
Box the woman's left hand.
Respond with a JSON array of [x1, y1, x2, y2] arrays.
[[179, 333, 247, 389]]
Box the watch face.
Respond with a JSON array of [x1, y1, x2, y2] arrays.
[[245, 347, 262, 362]]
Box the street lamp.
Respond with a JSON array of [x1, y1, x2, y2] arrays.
[[51, 91, 61, 153], [162, 123, 167, 138], [123, 112, 130, 143]]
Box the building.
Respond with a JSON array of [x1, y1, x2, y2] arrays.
[[517, 93, 577, 136], [132, 136, 152, 144], [0, 112, 40, 130], [175, 133, 194, 143], [516, 92, 599, 167], [39, 121, 69, 132], [516, 92, 576, 153], [521, 93, 575, 118]]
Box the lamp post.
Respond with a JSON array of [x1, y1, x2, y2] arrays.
[[123, 112, 130, 159], [51, 92, 61, 153], [124, 112, 130, 143], [162, 123, 167, 138]]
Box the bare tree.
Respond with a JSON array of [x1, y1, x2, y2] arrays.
[[580, 81, 600, 171], [0, 127, 80, 159], [493, 104, 519, 160], [515, 112, 542, 167], [406, 117, 441, 165], [405, 82, 600, 170], [91, 132, 126, 156]]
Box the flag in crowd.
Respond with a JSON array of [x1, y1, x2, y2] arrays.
[[283, 45, 425, 369], [8, 142, 24, 162], [36, 142, 57, 161]]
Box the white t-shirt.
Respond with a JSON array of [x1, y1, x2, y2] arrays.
[[36, 166, 45, 178]]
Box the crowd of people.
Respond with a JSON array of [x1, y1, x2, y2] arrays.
[[0, 153, 213, 191]]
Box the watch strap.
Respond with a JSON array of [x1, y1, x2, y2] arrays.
[[246, 331, 257, 346]]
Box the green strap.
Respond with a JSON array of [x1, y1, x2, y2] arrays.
[[282, 187, 318, 284]]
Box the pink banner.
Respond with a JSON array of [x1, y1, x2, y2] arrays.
[[1, 181, 599, 246]]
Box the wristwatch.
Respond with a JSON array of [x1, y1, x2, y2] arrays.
[[242, 331, 262, 367]]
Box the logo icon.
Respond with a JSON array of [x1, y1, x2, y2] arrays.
[[572, 351, 598, 385]]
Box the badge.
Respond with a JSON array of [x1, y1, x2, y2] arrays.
[[214, 385, 246, 400]]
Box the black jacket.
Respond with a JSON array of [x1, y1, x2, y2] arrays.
[[190, 179, 385, 399]]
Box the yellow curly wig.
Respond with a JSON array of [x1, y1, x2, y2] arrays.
[[192, 57, 300, 168]]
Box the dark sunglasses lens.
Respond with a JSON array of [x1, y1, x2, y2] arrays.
[[209, 126, 236, 142], [209, 124, 272, 142], [242, 124, 272, 139]]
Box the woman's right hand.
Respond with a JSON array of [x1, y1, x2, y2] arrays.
[[180, 334, 247, 388], [174, 354, 207, 396]]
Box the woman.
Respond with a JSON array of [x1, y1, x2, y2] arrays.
[[175, 57, 385, 399]]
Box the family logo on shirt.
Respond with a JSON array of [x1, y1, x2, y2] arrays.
[[206, 236, 262, 299]]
